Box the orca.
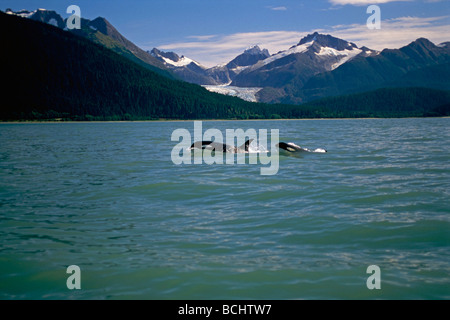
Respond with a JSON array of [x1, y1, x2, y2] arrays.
[[276, 142, 327, 153], [190, 139, 254, 153]]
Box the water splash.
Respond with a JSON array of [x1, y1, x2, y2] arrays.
[[247, 140, 268, 153]]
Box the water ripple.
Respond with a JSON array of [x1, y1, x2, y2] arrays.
[[1, 119, 449, 299]]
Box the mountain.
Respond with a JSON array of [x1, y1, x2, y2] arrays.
[[277, 37, 450, 104], [150, 48, 214, 84], [221, 45, 271, 81], [227, 46, 271, 69], [10, 8, 448, 106], [232, 32, 377, 89], [1, 10, 449, 120], [14, 8, 65, 28], [151, 45, 271, 85], [206, 45, 271, 85], [152, 32, 450, 105], [152, 32, 379, 102], [4, 8, 173, 78], [0, 11, 275, 121]]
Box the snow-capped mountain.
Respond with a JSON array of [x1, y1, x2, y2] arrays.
[[223, 45, 270, 81], [151, 45, 271, 86], [150, 48, 215, 84], [151, 33, 378, 101], [231, 32, 378, 88], [226, 45, 270, 70], [6, 8, 65, 28], [289, 37, 450, 104], [150, 48, 202, 67], [9, 8, 446, 105]]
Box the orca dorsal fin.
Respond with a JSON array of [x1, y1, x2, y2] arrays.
[[238, 139, 254, 152]]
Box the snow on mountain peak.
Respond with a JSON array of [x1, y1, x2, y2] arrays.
[[261, 40, 314, 66], [166, 56, 196, 67], [5, 8, 37, 18], [298, 32, 358, 51], [150, 48, 203, 68], [315, 47, 362, 70], [244, 45, 270, 56]]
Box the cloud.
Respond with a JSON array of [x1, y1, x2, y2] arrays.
[[145, 15, 450, 67], [329, 0, 411, 5], [329, 15, 450, 50], [186, 35, 218, 41], [270, 6, 288, 11]]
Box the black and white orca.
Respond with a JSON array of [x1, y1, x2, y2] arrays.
[[190, 139, 254, 153], [276, 142, 327, 153]]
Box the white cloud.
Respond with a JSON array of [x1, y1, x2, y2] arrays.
[[186, 35, 218, 41], [329, 0, 411, 5], [270, 6, 288, 11], [144, 15, 450, 67], [330, 15, 450, 50]]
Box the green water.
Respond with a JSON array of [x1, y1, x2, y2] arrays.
[[0, 119, 449, 299]]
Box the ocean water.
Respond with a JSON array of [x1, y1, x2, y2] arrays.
[[0, 118, 449, 300]]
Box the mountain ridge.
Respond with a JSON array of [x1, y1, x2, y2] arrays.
[[5, 8, 174, 78], [285, 37, 450, 104], [6, 7, 449, 106], [150, 44, 272, 85], [152, 32, 378, 89], [2, 8, 449, 117], [0, 10, 270, 121], [2, 10, 449, 121], [151, 32, 449, 104]]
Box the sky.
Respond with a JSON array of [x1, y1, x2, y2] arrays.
[[2, 0, 449, 67]]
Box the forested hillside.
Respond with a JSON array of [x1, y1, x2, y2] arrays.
[[0, 12, 260, 120]]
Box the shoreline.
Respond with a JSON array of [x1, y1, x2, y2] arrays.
[[1, 116, 449, 124]]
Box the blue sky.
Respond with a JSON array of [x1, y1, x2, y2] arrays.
[[2, 0, 449, 66]]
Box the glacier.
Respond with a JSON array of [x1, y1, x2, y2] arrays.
[[202, 85, 262, 102]]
